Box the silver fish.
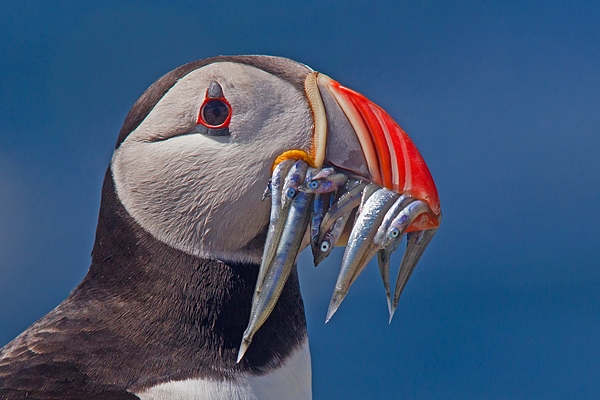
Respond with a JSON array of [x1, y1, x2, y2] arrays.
[[301, 167, 348, 194], [374, 199, 429, 250], [372, 198, 429, 320], [317, 179, 366, 238], [262, 180, 272, 201], [238, 172, 314, 362], [358, 183, 381, 215], [310, 192, 330, 245], [311, 180, 366, 265], [326, 190, 436, 322], [326, 188, 399, 322], [281, 160, 309, 209], [256, 159, 295, 291], [369, 194, 412, 316], [312, 211, 351, 266], [391, 227, 438, 319], [376, 249, 394, 319], [243, 163, 439, 358]]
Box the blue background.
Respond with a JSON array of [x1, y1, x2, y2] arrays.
[[1, 1, 599, 398]]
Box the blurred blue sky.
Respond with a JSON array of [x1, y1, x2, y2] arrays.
[[1, 1, 599, 398]]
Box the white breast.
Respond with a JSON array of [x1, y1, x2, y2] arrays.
[[135, 340, 312, 400]]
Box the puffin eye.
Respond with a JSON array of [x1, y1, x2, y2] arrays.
[[202, 100, 229, 126], [197, 81, 232, 136]]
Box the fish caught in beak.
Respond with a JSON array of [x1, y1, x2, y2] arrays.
[[237, 72, 441, 362]]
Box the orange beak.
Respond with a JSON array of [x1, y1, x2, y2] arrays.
[[307, 72, 441, 233]]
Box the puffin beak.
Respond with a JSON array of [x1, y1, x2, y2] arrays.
[[313, 73, 441, 224], [311, 73, 441, 321], [238, 71, 441, 362]]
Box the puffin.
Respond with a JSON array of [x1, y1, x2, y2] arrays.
[[0, 55, 440, 399]]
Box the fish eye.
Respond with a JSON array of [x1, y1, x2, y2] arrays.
[[308, 180, 319, 190], [389, 227, 400, 238], [320, 241, 331, 252], [286, 187, 296, 198]]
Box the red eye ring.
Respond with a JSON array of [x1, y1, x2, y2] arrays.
[[197, 96, 232, 129]]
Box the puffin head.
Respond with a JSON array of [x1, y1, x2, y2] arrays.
[[110, 55, 440, 358], [112, 57, 317, 266]]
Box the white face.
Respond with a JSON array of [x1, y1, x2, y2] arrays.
[[111, 62, 313, 264]]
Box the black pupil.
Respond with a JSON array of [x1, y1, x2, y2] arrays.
[[202, 100, 229, 126]]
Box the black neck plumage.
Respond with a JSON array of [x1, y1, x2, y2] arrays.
[[0, 168, 307, 397], [2, 169, 307, 394]]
